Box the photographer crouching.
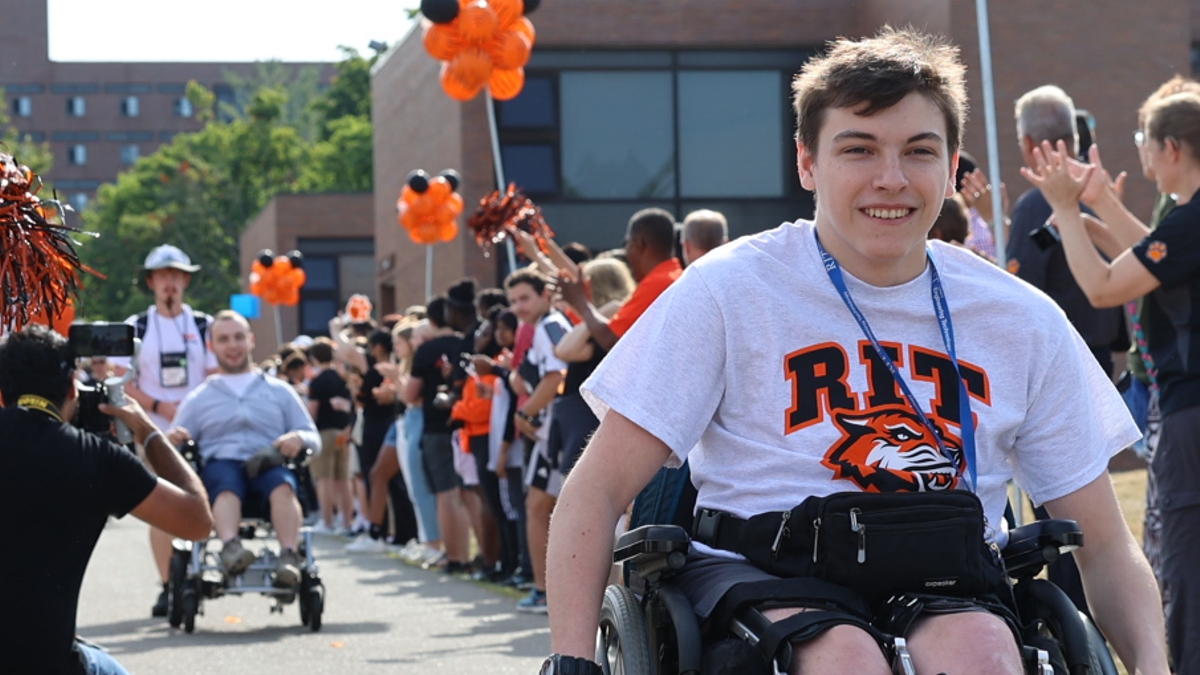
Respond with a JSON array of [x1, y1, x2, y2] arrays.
[[0, 325, 214, 675]]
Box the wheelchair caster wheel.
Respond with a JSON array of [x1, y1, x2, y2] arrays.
[[182, 587, 199, 633], [167, 548, 190, 629], [300, 583, 324, 632]]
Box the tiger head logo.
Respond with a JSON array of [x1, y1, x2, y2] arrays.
[[821, 406, 962, 492]]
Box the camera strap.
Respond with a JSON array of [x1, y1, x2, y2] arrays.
[[814, 231, 977, 492], [18, 394, 64, 422]]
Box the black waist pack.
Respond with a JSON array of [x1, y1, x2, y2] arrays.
[[738, 491, 1005, 601]]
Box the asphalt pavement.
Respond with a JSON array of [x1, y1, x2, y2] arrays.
[[76, 517, 551, 674]]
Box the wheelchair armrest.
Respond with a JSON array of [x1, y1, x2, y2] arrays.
[[1002, 519, 1083, 580], [614, 524, 690, 582]]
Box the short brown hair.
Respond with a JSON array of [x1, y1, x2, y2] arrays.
[[308, 337, 335, 364], [793, 27, 967, 161], [1145, 92, 1200, 163], [1139, 75, 1200, 129]]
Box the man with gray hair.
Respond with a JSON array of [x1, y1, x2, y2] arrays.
[[1006, 84, 1126, 617], [1008, 85, 1124, 376], [680, 209, 730, 266]]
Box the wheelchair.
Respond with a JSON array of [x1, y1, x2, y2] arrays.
[[166, 442, 325, 633], [601, 517, 1119, 675]]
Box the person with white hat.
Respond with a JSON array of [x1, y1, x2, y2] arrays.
[[110, 244, 218, 619]]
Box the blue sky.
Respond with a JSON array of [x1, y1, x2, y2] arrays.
[[47, 0, 420, 63]]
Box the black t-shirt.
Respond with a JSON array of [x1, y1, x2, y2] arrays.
[[308, 367, 352, 430], [1133, 189, 1200, 415], [563, 338, 606, 397], [0, 407, 157, 675], [356, 354, 398, 421], [411, 334, 462, 433], [1007, 188, 1123, 350]]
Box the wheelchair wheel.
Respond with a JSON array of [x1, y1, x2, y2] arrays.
[[167, 549, 189, 629], [304, 584, 324, 632], [596, 585, 653, 675], [182, 586, 199, 634], [1082, 614, 1118, 675]]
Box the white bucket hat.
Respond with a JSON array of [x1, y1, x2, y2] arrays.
[[141, 244, 200, 274]]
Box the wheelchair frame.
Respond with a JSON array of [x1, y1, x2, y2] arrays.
[[166, 443, 325, 633], [601, 519, 1119, 675]]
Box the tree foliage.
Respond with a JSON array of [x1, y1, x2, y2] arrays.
[[77, 48, 376, 322], [0, 87, 55, 186]]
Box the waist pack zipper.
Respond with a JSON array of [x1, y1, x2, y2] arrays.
[[812, 517, 821, 563], [850, 507, 867, 563], [770, 510, 791, 560]]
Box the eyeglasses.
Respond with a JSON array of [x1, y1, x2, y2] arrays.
[[1133, 130, 1146, 148]]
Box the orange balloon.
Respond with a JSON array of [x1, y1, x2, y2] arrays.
[[447, 192, 465, 216], [412, 193, 438, 217], [401, 185, 421, 206], [447, 47, 493, 94], [457, 1, 498, 45], [434, 202, 458, 225], [512, 16, 535, 46], [437, 220, 459, 242], [490, 0, 521, 29], [400, 207, 420, 230], [489, 67, 525, 101], [427, 176, 452, 202], [424, 22, 463, 62], [487, 29, 531, 70], [440, 62, 479, 101], [290, 268, 306, 289]]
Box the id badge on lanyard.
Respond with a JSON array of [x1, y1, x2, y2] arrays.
[[161, 352, 189, 388]]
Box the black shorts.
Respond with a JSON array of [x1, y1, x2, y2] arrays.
[[675, 552, 1020, 646]]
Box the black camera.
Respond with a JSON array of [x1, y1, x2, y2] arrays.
[[68, 323, 138, 443]]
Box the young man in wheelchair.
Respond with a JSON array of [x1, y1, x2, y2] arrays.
[[544, 28, 1170, 675], [166, 310, 321, 588]]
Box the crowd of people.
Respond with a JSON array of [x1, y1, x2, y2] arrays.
[[6, 25, 1197, 675]]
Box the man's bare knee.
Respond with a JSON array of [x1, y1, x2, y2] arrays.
[[908, 610, 1023, 675], [760, 608, 890, 675]]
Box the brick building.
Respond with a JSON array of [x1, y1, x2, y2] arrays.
[[372, 0, 1199, 312], [0, 1, 331, 212]]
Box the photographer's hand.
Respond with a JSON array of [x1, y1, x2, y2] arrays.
[[99, 398, 155, 444], [167, 427, 192, 447]]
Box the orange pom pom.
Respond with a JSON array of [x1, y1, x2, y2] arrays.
[[489, 67, 525, 101], [487, 28, 531, 70], [423, 22, 463, 62], [457, 1, 498, 45]]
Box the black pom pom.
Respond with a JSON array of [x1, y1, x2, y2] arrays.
[[439, 169, 462, 191], [421, 0, 460, 24], [257, 250, 275, 267], [287, 250, 305, 270], [407, 169, 430, 193], [522, 0, 542, 14]]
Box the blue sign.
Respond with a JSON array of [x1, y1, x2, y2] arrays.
[[230, 294, 261, 319]]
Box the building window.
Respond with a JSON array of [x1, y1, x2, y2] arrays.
[[121, 96, 140, 117], [70, 193, 89, 212], [68, 144, 88, 166], [174, 97, 193, 118], [11, 96, 31, 117], [66, 96, 86, 117], [120, 144, 140, 166]]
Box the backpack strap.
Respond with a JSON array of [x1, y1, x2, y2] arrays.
[[192, 311, 212, 347], [134, 311, 150, 340]]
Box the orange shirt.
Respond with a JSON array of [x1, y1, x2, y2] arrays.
[[609, 258, 683, 337], [451, 373, 497, 447]]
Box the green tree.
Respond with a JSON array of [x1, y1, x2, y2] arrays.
[[222, 60, 324, 140], [78, 83, 309, 321]]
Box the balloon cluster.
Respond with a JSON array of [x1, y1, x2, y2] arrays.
[[250, 250, 306, 306], [397, 169, 465, 245], [466, 183, 554, 255], [420, 0, 540, 101], [0, 152, 93, 332]]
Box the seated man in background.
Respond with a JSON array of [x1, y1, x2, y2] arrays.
[[168, 310, 320, 588], [1, 324, 212, 675]]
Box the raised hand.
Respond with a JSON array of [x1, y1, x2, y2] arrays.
[[1021, 140, 1093, 212], [1078, 143, 1128, 207]]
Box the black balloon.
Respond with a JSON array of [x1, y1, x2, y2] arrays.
[[421, 0, 459, 24], [257, 250, 274, 267], [407, 169, 430, 193], [286, 250, 305, 270], [439, 169, 462, 190], [523, 0, 541, 14]]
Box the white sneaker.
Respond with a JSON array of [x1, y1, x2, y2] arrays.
[[311, 521, 337, 535], [345, 534, 390, 553]]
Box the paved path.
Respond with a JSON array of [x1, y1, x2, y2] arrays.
[[77, 517, 551, 674]]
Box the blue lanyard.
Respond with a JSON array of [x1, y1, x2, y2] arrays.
[[815, 233, 978, 492]]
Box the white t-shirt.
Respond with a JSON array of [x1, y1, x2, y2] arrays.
[[582, 220, 1139, 557], [110, 304, 218, 430], [529, 311, 571, 379]]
